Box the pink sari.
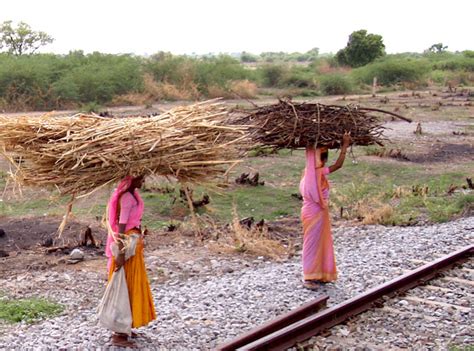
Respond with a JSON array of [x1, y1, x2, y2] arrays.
[[299, 148, 337, 282]]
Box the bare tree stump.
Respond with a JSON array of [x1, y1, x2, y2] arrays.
[[414, 122, 423, 135], [81, 226, 96, 247], [467, 178, 474, 190]]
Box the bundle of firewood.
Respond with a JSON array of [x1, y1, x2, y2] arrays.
[[235, 99, 411, 149], [0, 100, 248, 197]]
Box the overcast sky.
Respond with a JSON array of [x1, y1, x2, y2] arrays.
[[2, 0, 472, 56]]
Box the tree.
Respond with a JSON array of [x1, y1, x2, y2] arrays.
[[427, 43, 448, 53], [336, 30, 385, 67], [240, 51, 258, 63], [0, 20, 54, 56]]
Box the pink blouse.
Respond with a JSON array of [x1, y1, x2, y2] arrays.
[[119, 192, 143, 231]]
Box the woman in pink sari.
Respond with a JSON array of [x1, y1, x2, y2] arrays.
[[299, 133, 351, 290], [105, 175, 156, 347]]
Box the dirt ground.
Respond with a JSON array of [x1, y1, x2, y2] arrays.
[[0, 88, 473, 279]]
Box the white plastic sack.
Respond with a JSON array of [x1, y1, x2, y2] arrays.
[[97, 268, 132, 335], [110, 234, 139, 261]]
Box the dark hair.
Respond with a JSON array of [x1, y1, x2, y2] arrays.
[[321, 151, 329, 162]]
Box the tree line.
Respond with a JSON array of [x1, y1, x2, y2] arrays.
[[0, 21, 472, 112]]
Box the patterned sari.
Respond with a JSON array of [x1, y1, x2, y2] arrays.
[[299, 148, 337, 282]]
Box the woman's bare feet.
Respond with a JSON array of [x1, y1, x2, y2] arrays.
[[111, 333, 135, 348], [303, 280, 320, 291]]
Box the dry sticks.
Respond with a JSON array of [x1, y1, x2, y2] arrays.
[[0, 100, 248, 196], [236, 99, 411, 149]]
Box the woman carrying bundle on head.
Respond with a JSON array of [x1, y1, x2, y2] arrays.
[[103, 175, 156, 347], [300, 132, 352, 290]]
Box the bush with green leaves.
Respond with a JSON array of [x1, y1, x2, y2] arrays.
[[240, 51, 258, 63], [257, 64, 288, 87], [429, 70, 450, 84], [352, 57, 429, 86], [0, 52, 143, 110], [194, 55, 254, 92], [431, 56, 474, 72], [0, 54, 61, 110], [144, 52, 194, 85], [145, 53, 254, 94], [282, 66, 317, 88], [319, 73, 353, 95], [54, 52, 143, 104]]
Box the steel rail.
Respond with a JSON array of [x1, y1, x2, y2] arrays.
[[217, 244, 473, 351], [217, 295, 328, 351]]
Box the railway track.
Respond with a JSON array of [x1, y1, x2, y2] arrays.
[[217, 245, 473, 351]]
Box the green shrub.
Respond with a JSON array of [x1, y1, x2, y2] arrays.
[[282, 66, 317, 88], [319, 73, 353, 95], [257, 64, 288, 87], [432, 57, 474, 71], [194, 55, 253, 92], [144, 54, 254, 95], [59, 53, 143, 104], [0, 52, 143, 110], [80, 101, 102, 113], [429, 70, 449, 84], [240, 52, 258, 63], [462, 50, 474, 58], [0, 55, 61, 110], [352, 57, 429, 86], [145, 52, 195, 85]]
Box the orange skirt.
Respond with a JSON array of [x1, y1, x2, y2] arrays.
[[108, 230, 156, 328]]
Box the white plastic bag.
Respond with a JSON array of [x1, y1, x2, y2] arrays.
[[110, 234, 139, 261], [97, 268, 132, 335]]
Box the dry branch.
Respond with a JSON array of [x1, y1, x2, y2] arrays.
[[235, 99, 411, 149], [0, 100, 248, 196]]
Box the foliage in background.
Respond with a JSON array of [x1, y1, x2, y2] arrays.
[[351, 56, 430, 86], [336, 29, 386, 68], [0, 20, 54, 56], [319, 73, 354, 95], [0, 51, 143, 111], [0, 48, 473, 111]]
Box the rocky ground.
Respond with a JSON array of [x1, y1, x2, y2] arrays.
[[0, 217, 472, 350]]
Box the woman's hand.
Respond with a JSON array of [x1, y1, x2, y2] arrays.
[[342, 131, 352, 147], [114, 252, 125, 271]]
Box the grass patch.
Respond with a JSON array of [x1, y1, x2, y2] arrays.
[[0, 296, 63, 323], [449, 346, 474, 351], [0, 197, 64, 217], [330, 152, 473, 225], [209, 185, 301, 222]]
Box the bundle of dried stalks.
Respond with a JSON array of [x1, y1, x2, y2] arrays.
[[0, 100, 248, 197], [236, 99, 411, 149]]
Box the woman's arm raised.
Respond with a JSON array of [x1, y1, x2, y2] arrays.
[[329, 132, 352, 173]]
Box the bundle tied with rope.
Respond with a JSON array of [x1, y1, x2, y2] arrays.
[[0, 100, 249, 236], [234, 99, 411, 149]]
